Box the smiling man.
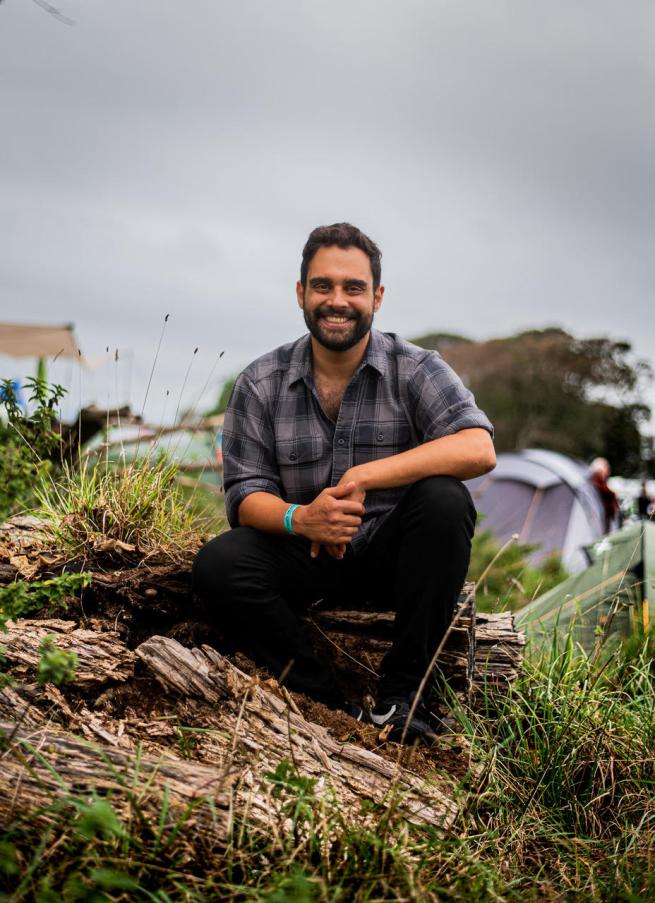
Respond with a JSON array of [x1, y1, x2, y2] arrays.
[[193, 223, 495, 742]]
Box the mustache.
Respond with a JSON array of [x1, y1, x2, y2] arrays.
[[316, 307, 358, 320]]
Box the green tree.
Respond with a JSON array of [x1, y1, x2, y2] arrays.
[[410, 328, 652, 476]]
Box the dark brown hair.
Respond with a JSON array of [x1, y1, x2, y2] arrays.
[[300, 223, 382, 290]]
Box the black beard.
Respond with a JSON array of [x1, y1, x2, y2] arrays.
[[303, 304, 374, 352]]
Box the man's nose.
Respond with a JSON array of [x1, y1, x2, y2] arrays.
[[331, 288, 350, 307]]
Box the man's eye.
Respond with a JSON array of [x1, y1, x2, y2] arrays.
[[347, 285, 364, 293]]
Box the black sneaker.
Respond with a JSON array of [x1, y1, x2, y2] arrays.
[[342, 700, 366, 722], [323, 696, 367, 723], [368, 694, 440, 744]]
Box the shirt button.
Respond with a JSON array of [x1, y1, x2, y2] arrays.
[[289, 452, 297, 461], [377, 433, 384, 441], [337, 438, 345, 446]]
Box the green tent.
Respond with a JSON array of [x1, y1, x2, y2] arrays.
[[515, 521, 655, 655]]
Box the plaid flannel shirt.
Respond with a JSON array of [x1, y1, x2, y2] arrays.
[[223, 329, 493, 553]]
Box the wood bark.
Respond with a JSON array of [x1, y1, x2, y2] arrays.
[[0, 624, 458, 833], [135, 635, 459, 831], [0, 720, 234, 839], [309, 584, 525, 704], [1, 618, 135, 686]]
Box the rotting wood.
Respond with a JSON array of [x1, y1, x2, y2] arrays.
[[0, 682, 45, 728], [309, 585, 525, 703], [136, 635, 459, 831], [0, 518, 526, 704], [0, 634, 458, 833], [1, 618, 135, 686], [472, 611, 525, 691], [0, 720, 234, 839]]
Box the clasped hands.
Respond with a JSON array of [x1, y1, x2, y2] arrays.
[[292, 471, 365, 560]]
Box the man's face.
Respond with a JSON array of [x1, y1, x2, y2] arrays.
[[297, 245, 384, 352]]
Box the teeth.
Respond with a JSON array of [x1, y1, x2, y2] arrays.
[[325, 316, 349, 323]]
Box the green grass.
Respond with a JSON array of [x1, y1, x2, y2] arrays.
[[175, 477, 227, 537], [2, 633, 655, 901], [35, 457, 207, 562], [469, 526, 568, 612]]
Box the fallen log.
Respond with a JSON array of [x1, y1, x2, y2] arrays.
[[0, 627, 458, 834], [0, 518, 525, 704], [0, 720, 234, 839], [136, 635, 458, 830], [1, 618, 135, 686], [309, 585, 525, 704], [474, 611, 525, 690]]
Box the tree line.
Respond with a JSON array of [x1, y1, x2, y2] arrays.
[[411, 327, 653, 477]]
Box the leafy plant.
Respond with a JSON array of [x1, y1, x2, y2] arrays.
[[0, 377, 66, 520], [35, 636, 78, 686], [0, 572, 91, 633]]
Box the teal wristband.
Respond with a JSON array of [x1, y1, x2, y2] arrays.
[[283, 504, 300, 535]]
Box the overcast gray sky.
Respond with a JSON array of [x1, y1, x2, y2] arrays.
[[1, 0, 654, 427]]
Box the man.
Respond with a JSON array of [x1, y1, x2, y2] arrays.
[[193, 223, 495, 742], [590, 457, 620, 533]]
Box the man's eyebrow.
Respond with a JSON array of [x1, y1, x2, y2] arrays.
[[308, 276, 369, 288]]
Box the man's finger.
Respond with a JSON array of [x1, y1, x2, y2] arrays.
[[325, 481, 357, 499], [334, 501, 365, 516], [310, 541, 321, 558], [337, 515, 362, 527]]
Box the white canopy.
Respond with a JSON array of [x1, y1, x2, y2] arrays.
[[0, 322, 80, 361]]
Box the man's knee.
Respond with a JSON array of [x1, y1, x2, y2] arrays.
[[192, 527, 265, 601], [403, 476, 476, 534]]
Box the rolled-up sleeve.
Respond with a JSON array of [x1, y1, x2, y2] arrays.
[[222, 374, 282, 527], [408, 354, 494, 441]]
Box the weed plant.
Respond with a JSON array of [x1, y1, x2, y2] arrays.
[[0, 378, 65, 521], [0, 573, 91, 632], [0, 572, 88, 690]]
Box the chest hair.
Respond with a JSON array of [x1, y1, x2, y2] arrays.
[[315, 376, 349, 422]]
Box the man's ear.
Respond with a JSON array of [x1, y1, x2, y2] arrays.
[[373, 284, 385, 312], [296, 281, 305, 309]]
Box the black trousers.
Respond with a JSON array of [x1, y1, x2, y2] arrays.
[[192, 476, 476, 704]]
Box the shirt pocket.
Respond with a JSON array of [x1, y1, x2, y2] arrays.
[[352, 422, 412, 465], [275, 436, 327, 498]]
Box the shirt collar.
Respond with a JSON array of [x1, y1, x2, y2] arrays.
[[287, 329, 387, 386], [287, 334, 313, 386], [361, 329, 387, 377]]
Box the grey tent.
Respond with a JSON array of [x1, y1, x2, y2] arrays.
[[466, 449, 605, 573]]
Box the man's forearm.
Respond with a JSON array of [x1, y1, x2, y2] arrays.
[[344, 428, 495, 492], [238, 491, 293, 534]]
